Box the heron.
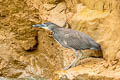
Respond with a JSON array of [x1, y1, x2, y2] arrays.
[[32, 22, 102, 70]]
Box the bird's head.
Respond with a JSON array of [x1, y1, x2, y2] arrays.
[[32, 22, 58, 31]]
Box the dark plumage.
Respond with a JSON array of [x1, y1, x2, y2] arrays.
[[32, 22, 102, 70]]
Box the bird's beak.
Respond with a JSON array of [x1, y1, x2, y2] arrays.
[[32, 24, 49, 30]]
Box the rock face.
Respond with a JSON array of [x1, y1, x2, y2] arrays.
[[0, 0, 120, 80]]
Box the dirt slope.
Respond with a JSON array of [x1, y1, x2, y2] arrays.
[[0, 0, 120, 80]]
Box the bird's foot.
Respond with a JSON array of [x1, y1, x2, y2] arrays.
[[64, 56, 89, 70], [64, 66, 71, 70], [64, 64, 76, 70], [72, 56, 88, 66], [64, 61, 77, 70]]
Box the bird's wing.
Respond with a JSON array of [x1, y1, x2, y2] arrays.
[[64, 31, 91, 50]]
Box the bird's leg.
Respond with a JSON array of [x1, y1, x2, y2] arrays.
[[72, 50, 84, 67], [72, 50, 90, 67], [64, 49, 79, 70]]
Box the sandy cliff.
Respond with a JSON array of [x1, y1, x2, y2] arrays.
[[0, 0, 120, 80]]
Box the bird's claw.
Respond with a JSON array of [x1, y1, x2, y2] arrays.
[[64, 63, 77, 70], [64, 67, 69, 70], [64, 65, 72, 70]]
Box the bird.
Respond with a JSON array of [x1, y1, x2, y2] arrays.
[[32, 22, 102, 70]]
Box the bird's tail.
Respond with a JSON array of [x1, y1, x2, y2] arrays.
[[97, 45, 103, 58]]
